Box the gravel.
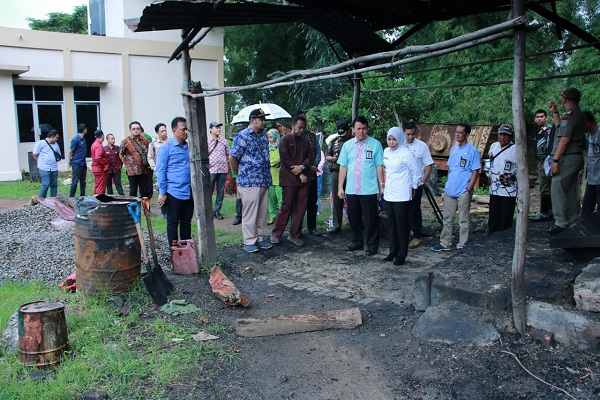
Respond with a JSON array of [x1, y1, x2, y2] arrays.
[[0, 204, 172, 287]]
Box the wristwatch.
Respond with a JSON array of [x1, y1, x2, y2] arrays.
[[553, 159, 560, 163], [301, 165, 306, 171]]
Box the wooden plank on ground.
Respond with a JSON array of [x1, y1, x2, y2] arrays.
[[236, 307, 362, 337]]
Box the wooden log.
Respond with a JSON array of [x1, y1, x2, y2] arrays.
[[209, 267, 250, 307], [236, 307, 362, 337]]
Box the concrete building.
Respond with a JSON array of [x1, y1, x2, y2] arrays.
[[0, 0, 224, 181]]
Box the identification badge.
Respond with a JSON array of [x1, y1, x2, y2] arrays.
[[504, 161, 513, 171], [366, 150, 373, 159], [594, 144, 600, 155], [460, 157, 467, 168]]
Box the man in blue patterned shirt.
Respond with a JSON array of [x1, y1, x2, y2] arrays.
[[230, 108, 273, 253]]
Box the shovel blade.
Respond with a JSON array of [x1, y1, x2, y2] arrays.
[[143, 264, 169, 306], [152, 264, 174, 294]]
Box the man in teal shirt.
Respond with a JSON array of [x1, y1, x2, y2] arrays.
[[337, 116, 385, 256]]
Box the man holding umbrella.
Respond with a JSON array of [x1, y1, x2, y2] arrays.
[[230, 108, 273, 253]]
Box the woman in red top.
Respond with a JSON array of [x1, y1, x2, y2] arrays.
[[91, 130, 109, 195]]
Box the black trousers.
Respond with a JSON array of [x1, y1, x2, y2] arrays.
[[330, 171, 345, 229], [580, 184, 600, 219], [409, 186, 424, 239], [127, 173, 151, 198], [488, 195, 516, 234], [388, 200, 411, 259], [306, 179, 318, 230], [346, 194, 379, 252], [166, 192, 194, 246], [106, 172, 124, 195]]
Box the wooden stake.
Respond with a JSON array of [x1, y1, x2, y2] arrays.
[[236, 308, 363, 337], [511, 0, 528, 334], [181, 42, 217, 264]]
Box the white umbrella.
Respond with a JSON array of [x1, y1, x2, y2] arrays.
[[231, 103, 291, 125]]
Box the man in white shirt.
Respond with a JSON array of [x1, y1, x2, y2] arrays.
[[403, 122, 434, 249]]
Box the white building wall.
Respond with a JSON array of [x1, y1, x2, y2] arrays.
[[0, 47, 64, 78], [0, 72, 22, 181]]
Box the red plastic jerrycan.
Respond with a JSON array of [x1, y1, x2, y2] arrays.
[[171, 239, 199, 274]]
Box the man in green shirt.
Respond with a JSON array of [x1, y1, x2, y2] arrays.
[[548, 87, 586, 235]]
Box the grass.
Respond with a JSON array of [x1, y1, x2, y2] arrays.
[[0, 281, 232, 399]]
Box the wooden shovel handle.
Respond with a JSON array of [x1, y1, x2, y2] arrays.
[[142, 197, 151, 217]]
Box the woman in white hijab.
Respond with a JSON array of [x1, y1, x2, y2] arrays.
[[383, 127, 422, 265]]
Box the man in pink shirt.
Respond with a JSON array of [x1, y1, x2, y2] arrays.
[[208, 121, 230, 220], [91, 130, 109, 195]]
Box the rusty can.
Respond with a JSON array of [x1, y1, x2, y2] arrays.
[[18, 301, 69, 367], [75, 195, 141, 294]]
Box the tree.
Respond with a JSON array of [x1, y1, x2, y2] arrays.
[[27, 5, 88, 35]]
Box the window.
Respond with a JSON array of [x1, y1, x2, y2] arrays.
[[14, 85, 66, 157], [89, 0, 106, 36], [75, 86, 101, 157]]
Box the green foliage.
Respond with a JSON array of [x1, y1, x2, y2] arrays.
[[27, 5, 88, 35]]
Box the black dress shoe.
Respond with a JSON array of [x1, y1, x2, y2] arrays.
[[393, 257, 406, 266], [548, 225, 566, 235], [383, 254, 395, 262], [347, 244, 362, 251], [214, 212, 224, 220], [232, 217, 242, 225], [307, 229, 322, 236], [365, 250, 376, 256], [327, 227, 341, 234]]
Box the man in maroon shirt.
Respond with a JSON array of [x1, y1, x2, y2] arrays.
[[91, 130, 109, 195], [270, 115, 313, 246], [104, 133, 124, 195]]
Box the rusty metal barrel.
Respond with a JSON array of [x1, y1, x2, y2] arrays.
[[18, 301, 69, 367], [75, 195, 141, 294]]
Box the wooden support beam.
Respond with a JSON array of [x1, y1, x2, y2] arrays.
[[527, 3, 600, 52], [511, 0, 528, 335], [236, 307, 363, 337]]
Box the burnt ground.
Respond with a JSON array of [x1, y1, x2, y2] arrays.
[[159, 203, 599, 400], [4, 192, 600, 399]]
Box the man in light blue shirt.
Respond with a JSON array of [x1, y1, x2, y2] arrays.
[[156, 117, 193, 247], [33, 130, 62, 198], [432, 123, 481, 253], [337, 116, 385, 256]]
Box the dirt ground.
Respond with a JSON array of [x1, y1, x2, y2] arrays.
[[5, 191, 600, 399], [152, 191, 599, 400]]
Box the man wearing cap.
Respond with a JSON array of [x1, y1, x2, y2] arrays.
[[326, 119, 352, 233], [230, 108, 273, 253], [337, 116, 385, 256], [270, 115, 312, 246], [487, 124, 517, 233], [32, 130, 62, 198], [579, 111, 600, 219], [208, 121, 230, 220], [529, 110, 555, 222], [403, 121, 434, 248], [69, 123, 88, 197], [548, 87, 586, 235], [431, 123, 480, 253], [91, 129, 109, 195]]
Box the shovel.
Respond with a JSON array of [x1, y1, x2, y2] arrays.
[[142, 197, 174, 294], [127, 202, 169, 306]]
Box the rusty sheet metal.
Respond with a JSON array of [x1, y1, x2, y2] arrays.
[[416, 123, 493, 171], [37, 197, 75, 221]]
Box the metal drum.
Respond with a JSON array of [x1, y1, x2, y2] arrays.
[[18, 302, 69, 367], [75, 195, 141, 294]]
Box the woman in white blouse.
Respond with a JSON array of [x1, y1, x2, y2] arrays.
[[383, 127, 422, 265]]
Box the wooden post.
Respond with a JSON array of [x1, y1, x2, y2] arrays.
[[181, 43, 217, 265], [352, 73, 360, 120], [511, 0, 528, 334]]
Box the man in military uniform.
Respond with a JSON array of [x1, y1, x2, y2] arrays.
[[580, 111, 600, 219], [548, 87, 586, 235], [529, 109, 555, 222], [325, 119, 352, 233]]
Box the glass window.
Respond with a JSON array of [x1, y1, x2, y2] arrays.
[[37, 104, 65, 157], [14, 85, 33, 101], [89, 0, 106, 36], [16, 104, 35, 142], [76, 104, 100, 157], [74, 86, 100, 101], [34, 86, 63, 101]]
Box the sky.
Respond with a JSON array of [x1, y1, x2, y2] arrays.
[[0, 0, 86, 29]]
